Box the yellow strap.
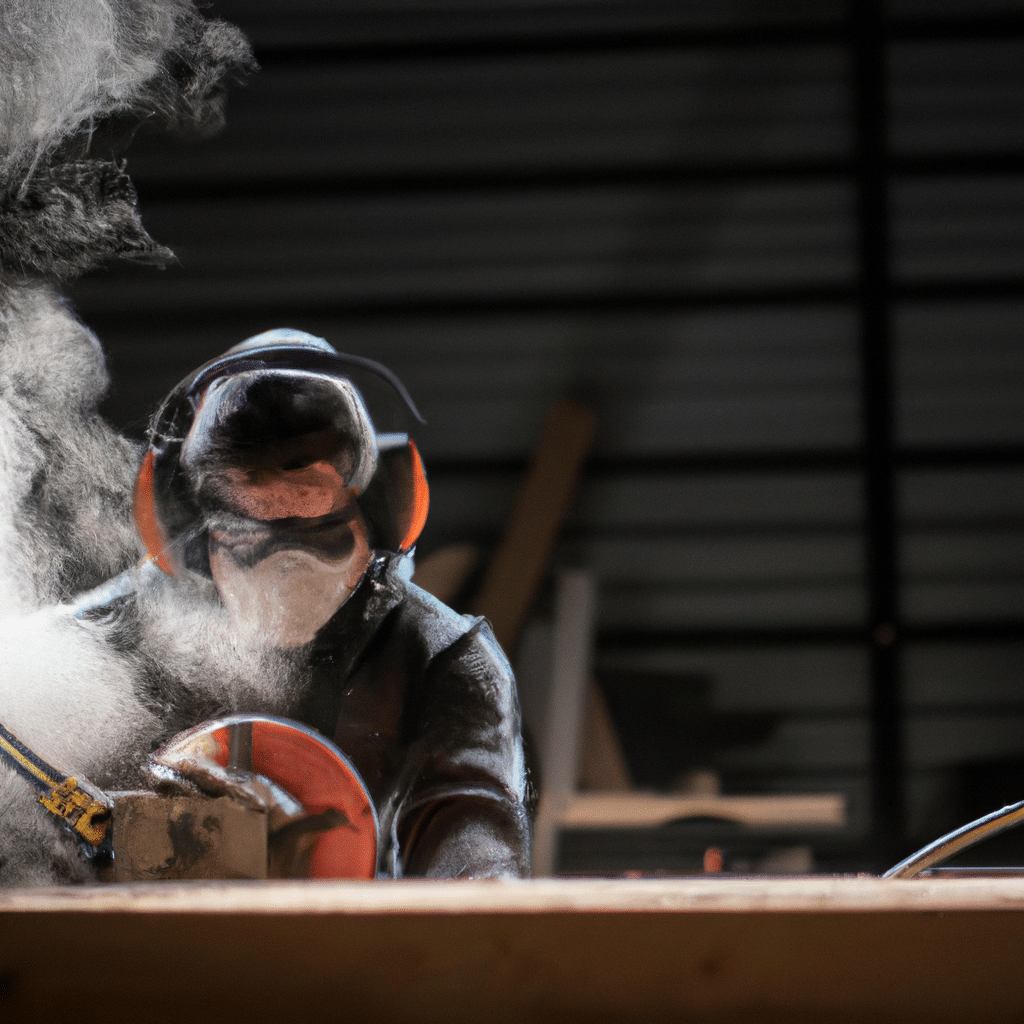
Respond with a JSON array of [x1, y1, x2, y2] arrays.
[[0, 732, 62, 790], [38, 777, 111, 847]]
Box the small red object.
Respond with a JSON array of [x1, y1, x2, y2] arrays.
[[703, 846, 724, 874]]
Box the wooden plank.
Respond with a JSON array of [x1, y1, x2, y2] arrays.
[[4, 879, 1024, 1024], [471, 400, 596, 654], [558, 792, 847, 829], [8, 875, 1024, 916]]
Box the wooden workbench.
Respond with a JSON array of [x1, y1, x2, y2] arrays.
[[3, 876, 1024, 1022]]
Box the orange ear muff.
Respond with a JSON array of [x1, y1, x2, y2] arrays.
[[400, 439, 430, 552], [358, 438, 430, 554], [133, 449, 174, 574]]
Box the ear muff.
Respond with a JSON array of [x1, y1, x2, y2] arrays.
[[173, 341, 424, 431], [403, 440, 430, 552], [133, 449, 174, 574], [358, 438, 430, 553]]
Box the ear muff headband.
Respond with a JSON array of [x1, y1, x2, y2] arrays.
[[134, 340, 429, 572], [154, 344, 425, 444]]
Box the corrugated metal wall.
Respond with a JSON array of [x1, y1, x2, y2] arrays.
[[72, 0, 1024, 873]]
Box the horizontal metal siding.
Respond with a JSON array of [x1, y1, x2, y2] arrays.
[[124, 45, 851, 186], [896, 302, 1024, 445], [210, 0, 846, 49], [76, 179, 857, 312], [92, 306, 862, 459], [890, 39, 1024, 153]]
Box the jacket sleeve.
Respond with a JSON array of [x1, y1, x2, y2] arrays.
[[390, 612, 532, 879]]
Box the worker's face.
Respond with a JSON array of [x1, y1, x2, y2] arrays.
[[180, 370, 377, 645]]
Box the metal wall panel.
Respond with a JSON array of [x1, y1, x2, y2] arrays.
[[896, 302, 1024, 445], [124, 45, 851, 185], [890, 40, 1024, 154]]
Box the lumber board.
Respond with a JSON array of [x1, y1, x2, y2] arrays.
[[4, 878, 1024, 1023], [557, 791, 847, 829]]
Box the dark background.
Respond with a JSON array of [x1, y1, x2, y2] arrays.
[[70, 0, 1024, 874]]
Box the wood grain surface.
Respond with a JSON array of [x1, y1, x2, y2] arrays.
[[3, 877, 1024, 1023]]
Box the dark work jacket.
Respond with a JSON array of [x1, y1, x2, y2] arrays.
[[75, 553, 531, 879], [284, 554, 531, 878]]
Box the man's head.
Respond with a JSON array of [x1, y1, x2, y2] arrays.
[[134, 329, 428, 644]]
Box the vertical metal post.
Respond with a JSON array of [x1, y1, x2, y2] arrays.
[[532, 569, 598, 876], [851, 0, 904, 870]]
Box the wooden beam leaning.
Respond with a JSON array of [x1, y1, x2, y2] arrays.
[[471, 400, 597, 655]]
